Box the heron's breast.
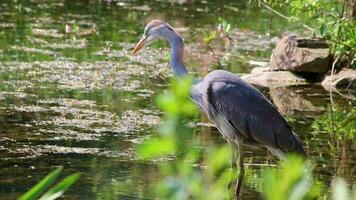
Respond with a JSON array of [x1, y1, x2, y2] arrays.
[[210, 113, 238, 141]]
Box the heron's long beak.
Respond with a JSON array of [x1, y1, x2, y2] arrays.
[[131, 35, 147, 55]]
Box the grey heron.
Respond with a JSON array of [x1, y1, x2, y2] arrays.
[[131, 20, 306, 198]]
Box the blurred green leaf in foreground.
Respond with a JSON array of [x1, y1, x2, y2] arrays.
[[137, 76, 236, 199], [19, 167, 80, 200]]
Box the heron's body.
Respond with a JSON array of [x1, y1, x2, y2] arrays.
[[191, 70, 305, 158], [132, 20, 306, 198]]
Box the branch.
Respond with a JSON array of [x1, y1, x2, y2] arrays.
[[328, 38, 356, 52], [259, 1, 315, 32]]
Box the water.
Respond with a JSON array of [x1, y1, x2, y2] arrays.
[[0, 1, 355, 199]]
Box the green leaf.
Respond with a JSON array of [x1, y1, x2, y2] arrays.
[[260, 155, 317, 200], [319, 24, 326, 37], [225, 23, 231, 32], [39, 173, 80, 200], [19, 167, 63, 200], [138, 138, 175, 159]]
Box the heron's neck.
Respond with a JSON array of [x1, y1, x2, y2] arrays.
[[167, 34, 188, 77]]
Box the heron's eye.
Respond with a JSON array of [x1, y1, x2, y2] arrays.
[[145, 26, 152, 36], [166, 26, 173, 31]]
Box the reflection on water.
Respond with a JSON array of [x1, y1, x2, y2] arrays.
[[269, 86, 325, 116], [0, 0, 355, 199]]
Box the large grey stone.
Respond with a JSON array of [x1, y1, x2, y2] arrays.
[[322, 68, 356, 90], [250, 66, 269, 74], [241, 70, 309, 88], [270, 36, 332, 73]]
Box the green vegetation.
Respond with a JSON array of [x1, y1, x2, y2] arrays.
[[138, 77, 236, 199], [218, 17, 232, 33], [256, 0, 356, 68], [261, 156, 356, 200], [19, 167, 80, 200], [261, 155, 322, 200], [203, 17, 231, 45], [312, 106, 355, 139]]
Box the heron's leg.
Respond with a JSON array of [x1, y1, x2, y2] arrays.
[[226, 139, 238, 190], [227, 140, 238, 165], [235, 140, 244, 198]]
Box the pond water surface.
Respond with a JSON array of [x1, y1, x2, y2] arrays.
[[0, 1, 355, 199]]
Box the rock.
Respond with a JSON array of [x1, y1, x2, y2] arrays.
[[269, 87, 324, 116], [270, 36, 332, 73], [321, 68, 356, 90], [241, 70, 309, 88], [248, 60, 269, 67], [250, 66, 269, 74]]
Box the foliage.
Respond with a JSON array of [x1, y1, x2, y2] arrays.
[[203, 17, 231, 45], [65, 23, 80, 41], [261, 155, 356, 200], [203, 30, 217, 44], [218, 17, 231, 33], [256, 0, 356, 68], [138, 76, 197, 159], [137, 77, 236, 199], [19, 167, 80, 200], [260, 155, 322, 200], [312, 106, 355, 140]]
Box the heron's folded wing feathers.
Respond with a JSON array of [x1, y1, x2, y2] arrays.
[[208, 79, 305, 155]]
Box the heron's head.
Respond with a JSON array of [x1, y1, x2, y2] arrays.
[[131, 20, 176, 55]]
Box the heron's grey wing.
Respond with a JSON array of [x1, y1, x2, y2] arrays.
[[207, 79, 305, 155], [190, 83, 206, 112], [190, 79, 212, 114]]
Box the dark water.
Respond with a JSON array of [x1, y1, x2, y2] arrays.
[[0, 0, 354, 199]]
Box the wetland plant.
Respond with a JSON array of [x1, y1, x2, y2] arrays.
[[138, 77, 236, 199], [19, 167, 80, 200]]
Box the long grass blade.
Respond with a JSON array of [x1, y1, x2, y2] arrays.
[[39, 173, 80, 200], [19, 167, 63, 200]]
